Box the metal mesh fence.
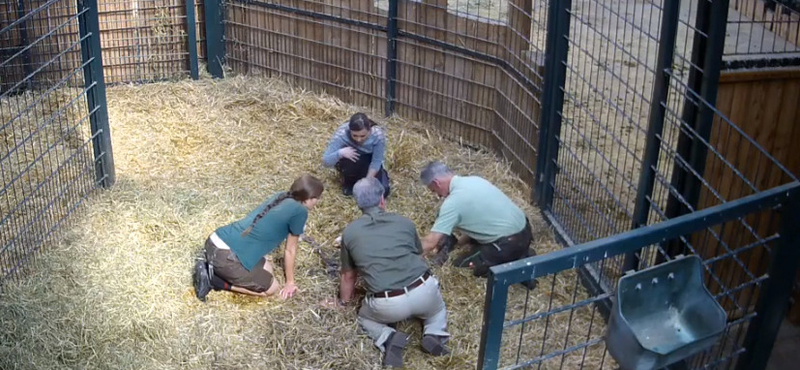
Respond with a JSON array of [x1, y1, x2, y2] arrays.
[[97, 0, 194, 83], [1, 0, 106, 286], [541, 0, 799, 293], [222, 0, 388, 113], [725, 0, 800, 63], [4, 0, 201, 88], [480, 182, 800, 370], [204, 0, 800, 368], [218, 0, 549, 186]]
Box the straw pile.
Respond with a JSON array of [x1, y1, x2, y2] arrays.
[[0, 75, 614, 369]]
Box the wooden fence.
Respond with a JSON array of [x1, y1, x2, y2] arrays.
[[696, 66, 800, 321], [1, 0, 202, 92], [223, 0, 543, 186]]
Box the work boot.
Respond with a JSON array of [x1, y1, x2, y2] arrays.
[[382, 331, 409, 368], [193, 260, 212, 302], [421, 335, 450, 356]]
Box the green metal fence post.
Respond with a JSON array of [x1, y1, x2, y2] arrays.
[[205, 0, 226, 78], [623, 0, 682, 272], [535, 0, 572, 209], [385, 0, 399, 117], [78, 0, 115, 187], [477, 272, 510, 370]]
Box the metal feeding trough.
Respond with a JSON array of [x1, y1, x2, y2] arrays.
[[606, 255, 726, 370]]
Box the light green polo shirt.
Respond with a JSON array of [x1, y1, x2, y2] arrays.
[[431, 176, 527, 244]]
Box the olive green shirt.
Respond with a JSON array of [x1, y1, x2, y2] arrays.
[[340, 207, 430, 294]]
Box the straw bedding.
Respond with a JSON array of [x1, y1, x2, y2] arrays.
[[0, 75, 613, 369]]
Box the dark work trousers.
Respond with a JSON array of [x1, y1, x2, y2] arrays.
[[450, 219, 535, 278], [335, 149, 391, 198]]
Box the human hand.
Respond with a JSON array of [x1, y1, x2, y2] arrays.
[[338, 147, 359, 162], [280, 282, 299, 299]]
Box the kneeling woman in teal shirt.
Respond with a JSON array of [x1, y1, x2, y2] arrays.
[[193, 174, 324, 301]]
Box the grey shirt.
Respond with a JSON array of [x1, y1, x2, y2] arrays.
[[340, 207, 429, 294]]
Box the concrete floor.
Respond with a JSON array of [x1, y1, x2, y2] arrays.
[[766, 319, 800, 370]]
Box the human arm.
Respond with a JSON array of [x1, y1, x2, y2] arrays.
[[280, 234, 299, 299], [322, 129, 348, 167], [422, 201, 460, 254], [281, 209, 308, 299], [367, 132, 386, 174], [339, 269, 358, 303], [422, 232, 445, 254]]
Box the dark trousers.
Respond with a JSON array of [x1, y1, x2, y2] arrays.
[[450, 220, 535, 278], [335, 149, 391, 197]]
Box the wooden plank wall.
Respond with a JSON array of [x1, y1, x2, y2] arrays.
[[225, 0, 386, 112], [1, 0, 198, 91], [224, 0, 543, 188], [693, 67, 800, 319], [731, 0, 800, 48]]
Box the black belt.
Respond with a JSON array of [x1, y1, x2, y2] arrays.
[[370, 271, 432, 299]]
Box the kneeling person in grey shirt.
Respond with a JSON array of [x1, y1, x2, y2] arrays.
[[336, 177, 450, 368]]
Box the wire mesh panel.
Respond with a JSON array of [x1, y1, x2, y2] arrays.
[[393, 0, 549, 185], [725, 0, 800, 64], [544, 0, 665, 243], [479, 182, 800, 370], [97, 0, 195, 83], [222, 0, 388, 112], [1, 0, 107, 286]]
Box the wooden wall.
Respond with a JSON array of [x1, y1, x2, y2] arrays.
[[694, 67, 800, 319], [224, 0, 543, 187], [1, 0, 199, 93]]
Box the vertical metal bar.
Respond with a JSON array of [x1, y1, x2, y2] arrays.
[[385, 0, 399, 117], [205, 0, 226, 78], [186, 0, 200, 80], [660, 0, 729, 262], [535, 0, 572, 209], [679, 0, 730, 214], [478, 272, 510, 370], [736, 190, 800, 370], [16, 0, 33, 90], [78, 0, 115, 188], [622, 0, 683, 272]]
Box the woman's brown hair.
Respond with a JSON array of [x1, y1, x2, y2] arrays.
[[241, 174, 324, 236]]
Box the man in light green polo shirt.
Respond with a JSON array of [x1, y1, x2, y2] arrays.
[[419, 161, 536, 288]]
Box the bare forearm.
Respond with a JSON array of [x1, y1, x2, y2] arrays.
[[339, 271, 357, 302], [283, 247, 297, 284], [422, 232, 443, 253]]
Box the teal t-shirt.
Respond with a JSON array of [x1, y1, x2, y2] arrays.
[[431, 176, 526, 244], [215, 192, 308, 271]]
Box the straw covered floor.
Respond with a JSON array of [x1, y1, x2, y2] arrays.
[[0, 75, 612, 369]]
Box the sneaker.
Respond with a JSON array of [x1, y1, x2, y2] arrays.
[[382, 331, 409, 368], [193, 261, 212, 301], [421, 335, 450, 356]]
